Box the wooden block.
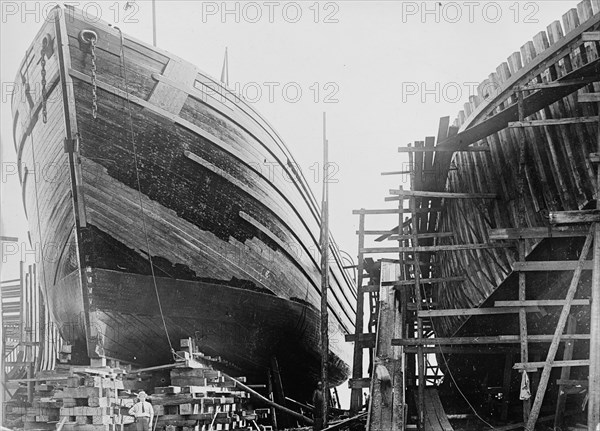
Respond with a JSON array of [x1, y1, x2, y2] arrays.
[[179, 403, 194, 415], [154, 386, 182, 395], [89, 358, 107, 368]]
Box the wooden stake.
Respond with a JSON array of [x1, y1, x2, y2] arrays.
[[518, 240, 531, 422], [525, 228, 594, 431], [320, 112, 329, 428]]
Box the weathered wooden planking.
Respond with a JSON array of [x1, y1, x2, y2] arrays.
[[423, 389, 453, 431]]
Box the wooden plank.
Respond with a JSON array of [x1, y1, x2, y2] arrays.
[[361, 244, 509, 254], [582, 31, 600, 41], [525, 230, 594, 430], [387, 190, 497, 199], [417, 307, 540, 318], [509, 117, 598, 127], [519, 76, 599, 89], [488, 226, 589, 239], [398, 146, 489, 153], [550, 209, 600, 224], [512, 261, 594, 271], [350, 212, 366, 414], [495, 299, 590, 307], [348, 378, 371, 389], [352, 208, 440, 216], [554, 316, 577, 430], [386, 232, 454, 241], [517, 240, 530, 422], [393, 276, 464, 286], [514, 359, 590, 371], [556, 379, 588, 387], [579, 93, 600, 102], [381, 171, 411, 176], [392, 334, 590, 346]]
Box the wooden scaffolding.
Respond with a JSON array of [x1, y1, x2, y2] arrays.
[[347, 5, 600, 429]]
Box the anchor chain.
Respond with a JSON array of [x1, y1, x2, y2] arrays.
[[40, 48, 47, 124], [90, 37, 98, 119]]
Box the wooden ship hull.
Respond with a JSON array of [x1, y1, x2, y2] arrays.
[[11, 6, 355, 396], [406, 2, 600, 421]]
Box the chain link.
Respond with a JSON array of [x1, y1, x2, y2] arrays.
[[90, 38, 98, 119], [40, 50, 47, 124]]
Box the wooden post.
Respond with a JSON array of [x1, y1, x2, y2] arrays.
[[501, 353, 513, 421], [588, 101, 600, 431], [518, 240, 531, 422], [525, 229, 594, 431], [350, 213, 366, 414], [407, 151, 426, 430], [320, 112, 329, 427], [267, 369, 278, 430], [555, 316, 577, 429]]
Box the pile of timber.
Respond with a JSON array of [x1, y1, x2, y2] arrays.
[[4, 360, 136, 431], [151, 338, 269, 431], [152, 367, 268, 431]]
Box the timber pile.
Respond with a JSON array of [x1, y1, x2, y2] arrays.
[[150, 338, 268, 431], [5, 360, 135, 430], [151, 368, 262, 430]]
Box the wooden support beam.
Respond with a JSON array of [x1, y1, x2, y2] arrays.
[[350, 213, 366, 414], [489, 226, 589, 240], [381, 170, 412, 176], [361, 243, 508, 254], [392, 276, 465, 286], [345, 332, 376, 343], [398, 146, 489, 152], [556, 379, 588, 387], [513, 359, 590, 371], [387, 189, 497, 199], [554, 316, 577, 430], [525, 229, 594, 431], [582, 31, 600, 41], [352, 208, 441, 215], [509, 117, 599, 127], [512, 261, 594, 271], [391, 334, 590, 346], [549, 210, 600, 224], [386, 232, 454, 241], [348, 378, 371, 389], [579, 93, 600, 103], [405, 346, 522, 355], [518, 240, 530, 422], [417, 307, 541, 318], [519, 77, 599, 89], [495, 299, 590, 307]]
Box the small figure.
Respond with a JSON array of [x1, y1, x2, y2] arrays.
[[128, 391, 154, 431], [312, 381, 324, 431]]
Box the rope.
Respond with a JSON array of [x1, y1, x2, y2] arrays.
[[419, 241, 498, 430], [114, 26, 177, 358], [25, 64, 51, 373]]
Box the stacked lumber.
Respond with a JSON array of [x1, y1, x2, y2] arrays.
[[5, 360, 136, 431], [151, 364, 261, 429], [146, 338, 270, 431]]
